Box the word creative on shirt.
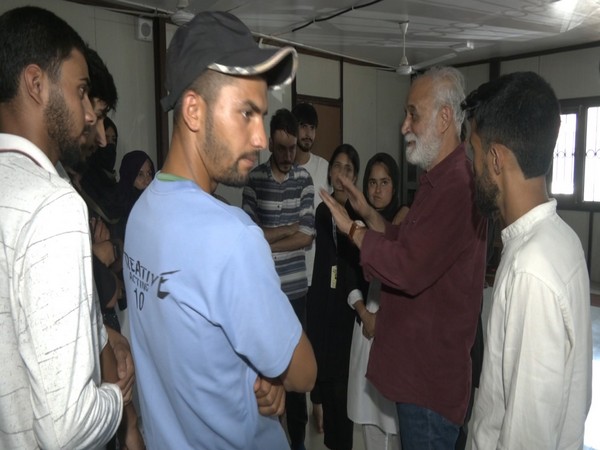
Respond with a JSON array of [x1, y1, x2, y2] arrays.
[[123, 251, 180, 310]]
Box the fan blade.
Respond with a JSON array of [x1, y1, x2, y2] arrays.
[[412, 52, 458, 70]]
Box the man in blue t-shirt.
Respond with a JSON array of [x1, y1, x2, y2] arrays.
[[123, 12, 316, 450]]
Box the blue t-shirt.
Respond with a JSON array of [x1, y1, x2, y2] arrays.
[[123, 177, 302, 449]]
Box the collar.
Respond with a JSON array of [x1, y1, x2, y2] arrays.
[[156, 171, 191, 182], [0, 133, 57, 174], [501, 199, 557, 244]]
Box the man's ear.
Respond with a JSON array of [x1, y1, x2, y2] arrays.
[[489, 143, 507, 176], [181, 90, 206, 133], [268, 137, 273, 153], [438, 104, 452, 133], [23, 64, 46, 105]]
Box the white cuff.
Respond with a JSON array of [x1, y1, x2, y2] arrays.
[[347, 289, 363, 308]]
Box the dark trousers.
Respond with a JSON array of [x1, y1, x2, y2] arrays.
[[320, 379, 353, 450], [287, 296, 308, 449]]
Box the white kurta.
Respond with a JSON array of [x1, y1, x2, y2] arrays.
[[347, 280, 400, 435], [0, 134, 122, 449], [471, 199, 592, 450]]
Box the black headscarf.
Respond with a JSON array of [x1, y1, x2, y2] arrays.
[[362, 152, 400, 222], [116, 150, 155, 219]]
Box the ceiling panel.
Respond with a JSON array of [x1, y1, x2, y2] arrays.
[[94, 0, 600, 71]]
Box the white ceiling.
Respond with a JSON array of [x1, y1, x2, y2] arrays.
[[99, 0, 600, 70]]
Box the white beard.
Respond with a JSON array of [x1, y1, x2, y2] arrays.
[[405, 127, 441, 171]]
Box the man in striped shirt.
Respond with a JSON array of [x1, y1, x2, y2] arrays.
[[242, 108, 315, 450]]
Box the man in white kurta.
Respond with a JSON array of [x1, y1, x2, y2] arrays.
[[464, 71, 592, 450], [471, 199, 591, 449]]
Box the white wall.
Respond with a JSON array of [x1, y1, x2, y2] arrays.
[[499, 47, 600, 99], [343, 63, 377, 182], [343, 63, 408, 185], [458, 64, 490, 95], [0, 0, 158, 174], [376, 70, 409, 165], [297, 53, 341, 98]]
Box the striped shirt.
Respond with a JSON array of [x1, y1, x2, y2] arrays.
[[242, 160, 314, 299]]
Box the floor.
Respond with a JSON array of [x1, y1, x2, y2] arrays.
[[303, 291, 600, 450]]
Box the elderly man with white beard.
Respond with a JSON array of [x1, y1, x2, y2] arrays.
[[320, 66, 487, 450]]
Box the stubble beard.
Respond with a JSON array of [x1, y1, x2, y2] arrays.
[[475, 164, 500, 217], [203, 111, 255, 188], [298, 138, 313, 153], [45, 86, 85, 168]]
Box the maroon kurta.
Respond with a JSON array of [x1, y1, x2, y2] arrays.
[[362, 144, 487, 425]]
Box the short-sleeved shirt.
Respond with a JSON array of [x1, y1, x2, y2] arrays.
[[242, 160, 315, 300], [124, 177, 302, 449]]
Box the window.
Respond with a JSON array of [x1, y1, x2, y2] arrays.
[[550, 97, 600, 210]]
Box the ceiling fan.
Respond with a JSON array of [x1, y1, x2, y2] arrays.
[[170, 0, 195, 26], [391, 21, 462, 76], [396, 21, 413, 75]]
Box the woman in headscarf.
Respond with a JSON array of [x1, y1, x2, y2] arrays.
[[346, 152, 409, 450], [114, 150, 155, 242]]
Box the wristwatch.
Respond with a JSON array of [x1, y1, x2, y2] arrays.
[[348, 220, 366, 244]]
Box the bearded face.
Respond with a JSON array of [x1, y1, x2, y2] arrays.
[[474, 157, 500, 217], [404, 112, 442, 171], [45, 85, 88, 168]]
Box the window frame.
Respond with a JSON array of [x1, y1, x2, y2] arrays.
[[551, 96, 600, 212]]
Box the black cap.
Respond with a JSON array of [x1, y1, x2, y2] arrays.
[[161, 11, 297, 112]]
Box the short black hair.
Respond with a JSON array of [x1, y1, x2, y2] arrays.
[[292, 102, 318, 127], [270, 108, 298, 139], [328, 143, 360, 185], [85, 46, 118, 112], [0, 6, 86, 103], [463, 71, 560, 178]]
